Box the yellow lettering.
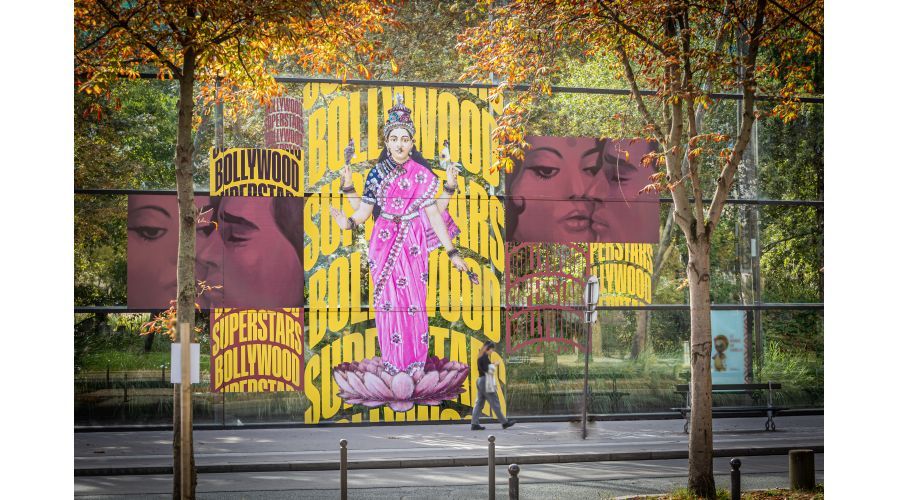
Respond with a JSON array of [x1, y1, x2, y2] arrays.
[[308, 108, 327, 186]]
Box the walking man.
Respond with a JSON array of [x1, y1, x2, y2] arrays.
[[471, 341, 516, 430]]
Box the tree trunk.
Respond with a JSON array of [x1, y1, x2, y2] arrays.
[[686, 236, 715, 497], [143, 331, 155, 353], [631, 311, 648, 358], [173, 45, 197, 500]]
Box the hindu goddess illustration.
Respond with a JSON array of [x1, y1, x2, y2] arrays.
[[329, 95, 472, 411]]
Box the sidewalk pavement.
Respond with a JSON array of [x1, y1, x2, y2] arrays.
[[75, 415, 823, 475]]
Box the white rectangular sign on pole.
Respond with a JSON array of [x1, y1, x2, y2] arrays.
[[171, 343, 200, 384]]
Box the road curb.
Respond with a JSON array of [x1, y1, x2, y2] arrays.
[[74, 409, 824, 433], [74, 445, 824, 477]]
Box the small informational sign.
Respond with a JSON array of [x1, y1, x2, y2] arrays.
[[710, 311, 746, 384], [171, 343, 201, 384]]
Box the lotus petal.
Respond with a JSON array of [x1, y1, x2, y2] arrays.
[[379, 370, 393, 387], [412, 369, 424, 383], [346, 371, 372, 399], [433, 369, 458, 393], [418, 399, 442, 405], [441, 371, 468, 398], [413, 371, 439, 398], [344, 398, 365, 405], [389, 400, 414, 412], [450, 369, 469, 389], [333, 371, 352, 393], [364, 372, 394, 399], [363, 400, 386, 407], [391, 372, 415, 400]]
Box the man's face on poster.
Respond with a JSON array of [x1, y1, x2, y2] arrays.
[[127, 195, 302, 309]]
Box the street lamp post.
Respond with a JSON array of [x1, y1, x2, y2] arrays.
[[582, 275, 599, 440]]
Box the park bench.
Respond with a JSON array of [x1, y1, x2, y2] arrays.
[[595, 377, 629, 413], [672, 382, 785, 434], [546, 378, 630, 413]]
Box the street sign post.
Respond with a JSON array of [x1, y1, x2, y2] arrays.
[[582, 276, 600, 440]]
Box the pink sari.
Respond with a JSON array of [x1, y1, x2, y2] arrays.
[[366, 159, 460, 375]]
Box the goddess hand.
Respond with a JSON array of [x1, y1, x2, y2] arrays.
[[341, 165, 353, 189], [450, 254, 468, 273], [446, 163, 460, 189], [330, 207, 350, 230]]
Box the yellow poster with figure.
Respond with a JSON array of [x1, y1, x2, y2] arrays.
[[303, 83, 507, 423]]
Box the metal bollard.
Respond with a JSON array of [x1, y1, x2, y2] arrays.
[[488, 435, 496, 500], [789, 449, 815, 491], [730, 458, 741, 500], [340, 439, 348, 500], [508, 464, 520, 500]]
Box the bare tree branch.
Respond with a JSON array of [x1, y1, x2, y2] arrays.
[[598, 1, 667, 53], [615, 43, 666, 143], [95, 0, 183, 79], [769, 0, 823, 38]]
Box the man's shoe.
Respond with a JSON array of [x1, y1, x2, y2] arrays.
[[471, 424, 486, 430], [502, 420, 516, 429]]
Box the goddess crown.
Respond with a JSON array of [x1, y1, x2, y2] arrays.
[[383, 93, 415, 140]]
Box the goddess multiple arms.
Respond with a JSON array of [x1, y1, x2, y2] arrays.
[[330, 203, 374, 231], [436, 163, 459, 213], [340, 165, 362, 212], [424, 203, 469, 273]]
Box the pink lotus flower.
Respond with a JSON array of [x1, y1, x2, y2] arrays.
[[333, 356, 470, 412]]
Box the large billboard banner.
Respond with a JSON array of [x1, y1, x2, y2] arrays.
[[124, 85, 665, 420], [207, 148, 306, 394], [127, 195, 304, 309], [505, 137, 659, 244], [302, 83, 506, 423]]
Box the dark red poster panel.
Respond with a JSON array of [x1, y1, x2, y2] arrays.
[[505, 137, 659, 243], [127, 195, 303, 309]]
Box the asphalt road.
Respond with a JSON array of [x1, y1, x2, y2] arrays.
[[75, 454, 825, 499], [75, 415, 824, 498]]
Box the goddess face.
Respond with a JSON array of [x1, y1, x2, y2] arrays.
[[386, 128, 414, 164]]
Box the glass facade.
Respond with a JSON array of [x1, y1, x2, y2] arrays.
[[74, 79, 823, 427]]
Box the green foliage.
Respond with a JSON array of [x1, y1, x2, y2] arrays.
[[379, 0, 476, 82], [75, 81, 179, 189], [667, 487, 730, 500], [758, 104, 824, 303], [531, 54, 647, 138], [75, 81, 186, 307], [758, 340, 820, 389]]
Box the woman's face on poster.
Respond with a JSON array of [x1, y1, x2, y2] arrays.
[[127, 195, 223, 309], [508, 136, 656, 243]]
